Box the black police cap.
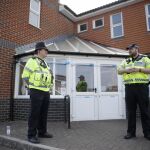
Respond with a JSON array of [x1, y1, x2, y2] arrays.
[[35, 42, 48, 52], [126, 44, 139, 50]]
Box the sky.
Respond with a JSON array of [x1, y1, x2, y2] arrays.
[[60, 0, 117, 14]]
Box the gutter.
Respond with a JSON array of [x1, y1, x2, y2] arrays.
[[14, 51, 128, 60], [59, 0, 143, 22]]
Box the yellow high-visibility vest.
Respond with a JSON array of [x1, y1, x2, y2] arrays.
[[22, 57, 53, 92], [118, 55, 150, 84]]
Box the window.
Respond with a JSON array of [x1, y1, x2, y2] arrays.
[[55, 59, 67, 96], [77, 23, 88, 33], [29, 0, 41, 28], [110, 12, 124, 38], [18, 61, 28, 95], [76, 64, 94, 92], [100, 65, 118, 92], [93, 18, 104, 29], [145, 4, 150, 31], [15, 57, 67, 98]]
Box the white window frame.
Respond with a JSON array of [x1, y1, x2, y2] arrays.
[[29, 0, 41, 28], [92, 17, 104, 29], [110, 12, 124, 38], [14, 56, 69, 99], [14, 58, 30, 99], [77, 22, 88, 33], [145, 4, 150, 31]]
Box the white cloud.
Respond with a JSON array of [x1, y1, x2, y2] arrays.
[[60, 0, 116, 14]]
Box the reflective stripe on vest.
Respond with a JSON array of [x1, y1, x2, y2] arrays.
[[23, 58, 52, 91], [120, 56, 150, 84]]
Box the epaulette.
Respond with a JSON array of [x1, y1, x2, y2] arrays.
[[135, 55, 145, 61], [32, 56, 36, 59], [126, 58, 132, 64]]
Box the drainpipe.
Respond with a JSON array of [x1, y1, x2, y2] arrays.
[[9, 57, 16, 121]]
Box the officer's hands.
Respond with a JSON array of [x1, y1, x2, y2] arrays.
[[126, 68, 140, 73]]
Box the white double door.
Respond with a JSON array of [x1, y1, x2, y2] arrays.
[[71, 59, 125, 121]]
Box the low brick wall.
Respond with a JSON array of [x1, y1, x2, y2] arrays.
[[0, 99, 10, 121], [14, 99, 65, 121]]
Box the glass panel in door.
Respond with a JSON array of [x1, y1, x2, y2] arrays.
[[99, 64, 120, 119], [55, 59, 67, 95], [76, 64, 94, 92], [100, 64, 118, 92]]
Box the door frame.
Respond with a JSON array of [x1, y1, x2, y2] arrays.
[[96, 59, 125, 120], [70, 58, 125, 121]]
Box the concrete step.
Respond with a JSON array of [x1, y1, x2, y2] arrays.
[[0, 135, 64, 150]]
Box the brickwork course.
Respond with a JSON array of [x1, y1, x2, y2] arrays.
[[13, 99, 66, 121]]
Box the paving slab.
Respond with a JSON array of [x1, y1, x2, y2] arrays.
[[0, 120, 150, 150]]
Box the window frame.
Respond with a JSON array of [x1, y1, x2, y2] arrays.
[[92, 17, 104, 29], [77, 22, 88, 33], [14, 56, 68, 99], [145, 4, 150, 31], [75, 63, 94, 93], [110, 12, 124, 39], [29, 0, 41, 28], [14, 58, 30, 99]]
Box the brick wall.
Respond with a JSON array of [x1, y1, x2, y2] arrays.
[[75, 0, 150, 53], [0, 40, 16, 121], [14, 99, 66, 121], [0, 99, 10, 121], [1, 0, 74, 45], [0, 0, 74, 121], [0, 47, 15, 99]]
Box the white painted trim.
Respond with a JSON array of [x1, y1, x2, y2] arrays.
[[92, 17, 104, 29], [14, 55, 126, 99], [77, 22, 88, 33], [59, 0, 144, 22], [145, 4, 150, 31], [14, 63, 20, 98], [29, 0, 41, 28], [110, 12, 124, 39]]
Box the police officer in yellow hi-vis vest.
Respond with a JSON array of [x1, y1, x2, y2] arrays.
[[118, 44, 150, 141], [76, 75, 87, 92], [22, 42, 53, 144]]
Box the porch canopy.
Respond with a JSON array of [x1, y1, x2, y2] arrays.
[[15, 35, 128, 58]]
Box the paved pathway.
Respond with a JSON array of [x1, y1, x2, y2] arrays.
[[0, 146, 11, 150], [0, 119, 150, 150]]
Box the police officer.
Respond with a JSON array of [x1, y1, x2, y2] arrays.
[[22, 42, 53, 144], [118, 44, 150, 140], [76, 75, 87, 92]]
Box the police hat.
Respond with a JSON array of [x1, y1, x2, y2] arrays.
[[35, 42, 48, 52], [78, 75, 84, 79], [126, 44, 139, 50]]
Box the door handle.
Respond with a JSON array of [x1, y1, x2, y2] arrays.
[[94, 88, 97, 93]]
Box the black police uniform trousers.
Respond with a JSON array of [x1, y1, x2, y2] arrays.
[[125, 84, 150, 136], [28, 88, 50, 138]]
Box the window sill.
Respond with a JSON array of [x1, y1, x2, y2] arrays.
[[14, 95, 64, 99], [29, 23, 42, 30]]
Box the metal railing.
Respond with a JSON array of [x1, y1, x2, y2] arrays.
[[64, 95, 71, 129]]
